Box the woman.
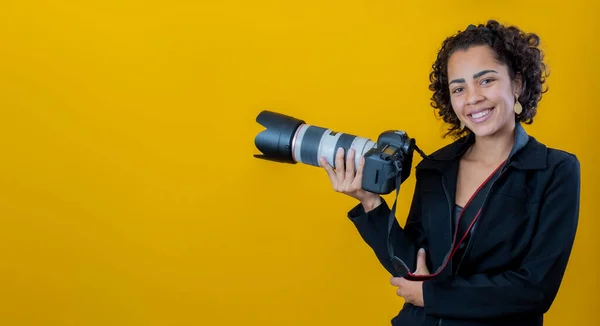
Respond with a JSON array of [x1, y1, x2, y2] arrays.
[[320, 20, 580, 325]]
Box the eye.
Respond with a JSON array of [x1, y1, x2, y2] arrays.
[[481, 78, 494, 85], [452, 87, 463, 94]]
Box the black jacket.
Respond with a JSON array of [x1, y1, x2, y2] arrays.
[[347, 124, 580, 325]]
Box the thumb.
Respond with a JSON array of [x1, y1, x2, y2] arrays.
[[415, 248, 430, 275]]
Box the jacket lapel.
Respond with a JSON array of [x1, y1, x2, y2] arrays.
[[414, 137, 471, 274]]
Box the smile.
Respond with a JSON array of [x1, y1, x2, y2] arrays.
[[468, 107, 494, 122]]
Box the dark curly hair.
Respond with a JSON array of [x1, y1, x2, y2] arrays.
[[428, 20, 549, 138]]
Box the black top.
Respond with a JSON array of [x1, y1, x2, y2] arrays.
[[452, 204, 466, 274], [347, 123, 580, 326]]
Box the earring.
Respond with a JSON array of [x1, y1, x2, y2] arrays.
[[514, 94, 523, 115]]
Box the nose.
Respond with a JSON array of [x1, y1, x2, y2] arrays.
[[465, 87, 485, 106]]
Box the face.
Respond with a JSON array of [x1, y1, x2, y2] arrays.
[[447, 45, 521, 138]]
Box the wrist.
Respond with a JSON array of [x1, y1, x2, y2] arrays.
[[360, 195, 382, 213]]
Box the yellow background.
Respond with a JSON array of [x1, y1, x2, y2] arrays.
[[1, 1, 598, 325]]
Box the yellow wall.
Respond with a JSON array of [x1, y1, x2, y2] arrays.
[[0, 1, 597, 325]]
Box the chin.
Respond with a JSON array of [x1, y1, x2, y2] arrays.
[[471, 129, 497, 138], [467, 119, 496, 136], [469, 122, 511, 138]]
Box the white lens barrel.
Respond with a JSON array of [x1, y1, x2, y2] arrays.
[[291, 124, 375, 169], [317, 130, 342, 167]]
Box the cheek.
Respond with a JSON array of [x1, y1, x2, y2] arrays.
[[490, 84, 514, 107], [450, 97, 461, 115], [499, 93, 514, 112]]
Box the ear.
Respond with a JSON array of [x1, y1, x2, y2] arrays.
[[513, 72, 524, 97]]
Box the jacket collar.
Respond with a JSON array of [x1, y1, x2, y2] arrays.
[[415, 123, 547, 172]]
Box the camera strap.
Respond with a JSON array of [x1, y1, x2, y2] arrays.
[[386, 159, 506, 281]]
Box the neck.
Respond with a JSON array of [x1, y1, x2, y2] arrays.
[[466, 123, 516, 165]]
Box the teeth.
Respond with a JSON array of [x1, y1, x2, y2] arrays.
[[472, 109, 490, 119]]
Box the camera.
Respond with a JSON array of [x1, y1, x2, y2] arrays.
[[253, 110, 415, 194]]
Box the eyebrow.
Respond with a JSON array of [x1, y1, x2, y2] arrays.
[[449, 69, 499, 85]]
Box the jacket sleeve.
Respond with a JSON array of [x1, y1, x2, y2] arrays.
[[422, 155, 581, 319], [347, 179, 427, 276]]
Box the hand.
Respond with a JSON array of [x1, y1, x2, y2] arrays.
[[320, 148, 381, 212], [390, 248, 430, 307]]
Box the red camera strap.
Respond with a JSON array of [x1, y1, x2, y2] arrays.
[[387, 160, 506, 281]]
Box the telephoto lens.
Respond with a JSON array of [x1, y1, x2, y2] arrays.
[[253, 110, 376, 169]]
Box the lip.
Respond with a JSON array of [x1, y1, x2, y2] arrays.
[[467, 106, 495, 123], [468, 107, 494, 116]]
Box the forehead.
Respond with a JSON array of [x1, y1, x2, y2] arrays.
[[447, 45, 508, 79]]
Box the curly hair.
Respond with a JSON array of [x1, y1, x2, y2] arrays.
[[428, 20, 549, 138]]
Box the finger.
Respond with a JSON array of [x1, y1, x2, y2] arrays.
[[351, 155, 365, 188], [396, 288, 404, 297], [390, 276, 403, 287], [345, 148, 356, 181], [415, 248, 430, 275], [334, 148, 345, 185], [320, 157, 337, 187]]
